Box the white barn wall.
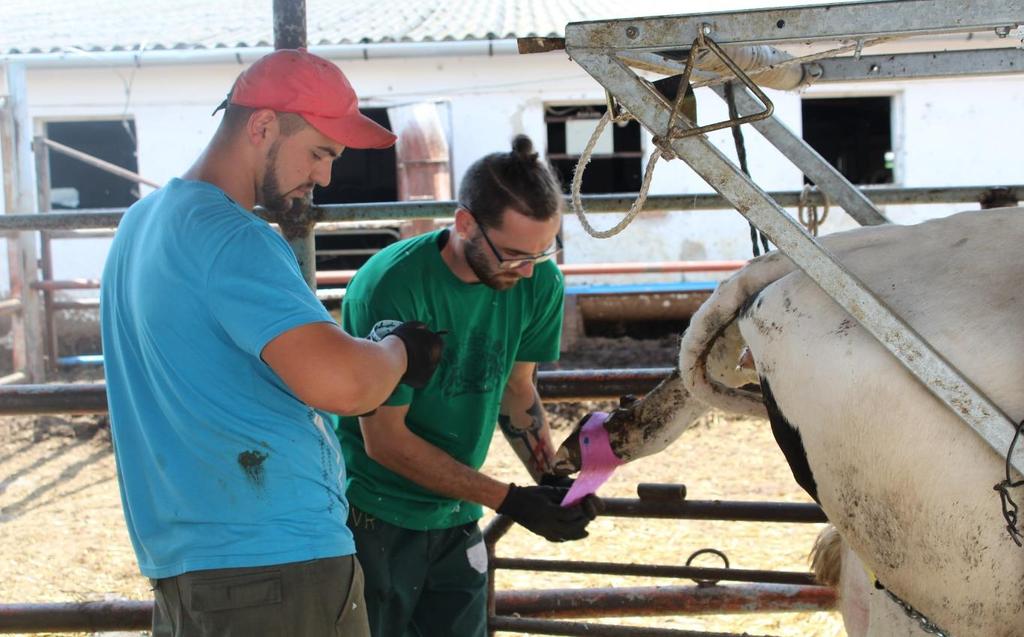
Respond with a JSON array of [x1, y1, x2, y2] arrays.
[[6, 52, 1024, 292]]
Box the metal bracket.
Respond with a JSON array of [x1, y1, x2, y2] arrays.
[[664, 31, 774, 141]]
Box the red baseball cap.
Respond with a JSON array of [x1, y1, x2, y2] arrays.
[[219, 48, 396, 149]]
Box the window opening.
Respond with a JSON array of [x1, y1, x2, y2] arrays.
[[801, 96, 894, 185], [45, 120, 139, 209], [546, 104, 643, 194]]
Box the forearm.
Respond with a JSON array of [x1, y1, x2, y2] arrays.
[[263, 323, 408, 416], [364, 422, 510, 510], [499, 380, 556, 482], [329, 336, 407, 414]]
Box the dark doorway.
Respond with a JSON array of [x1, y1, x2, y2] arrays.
[[312, 108, 400, 271], [546, 104, 643, 194], [313, 108, 398, 205], [46, 120, 139, 209], [801, 97, 894, 185]]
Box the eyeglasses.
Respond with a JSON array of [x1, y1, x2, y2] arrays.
[[464, 208, 563, 271]]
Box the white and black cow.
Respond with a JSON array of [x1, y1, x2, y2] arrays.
[[556, 207, 1024, 636]]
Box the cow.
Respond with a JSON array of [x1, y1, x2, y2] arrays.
[[554, 207, 1024, 637]]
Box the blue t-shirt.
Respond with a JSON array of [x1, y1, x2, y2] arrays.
[[100, 178, 354, 579]]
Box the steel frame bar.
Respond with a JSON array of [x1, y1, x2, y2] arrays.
[[0, 185, 1017, 231], [710, 83, 887, 226], [618, 48, 1024, 84], [565, 0, 1023, 51], [814, 48, 1024, 82], [569, 49, 1024, 475]]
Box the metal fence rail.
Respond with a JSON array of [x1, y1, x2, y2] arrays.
[[0, 368, 674, 414], [1, 185, 1019, 231], [0, 486, 830, 636]]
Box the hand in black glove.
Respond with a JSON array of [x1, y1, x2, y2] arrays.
[[367, 320, 445, 389], [538, 473, 575, 489], [497, 484, 601, 542]]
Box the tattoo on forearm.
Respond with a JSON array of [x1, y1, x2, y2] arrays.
[[499, 397, 552, 475]]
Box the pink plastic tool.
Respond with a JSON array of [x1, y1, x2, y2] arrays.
[[561, 411, 624, 507]]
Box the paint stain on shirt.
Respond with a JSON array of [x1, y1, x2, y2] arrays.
[[238, 450, 269, 487]]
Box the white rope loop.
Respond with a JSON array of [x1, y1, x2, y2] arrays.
[[570, 111, 671, 239]]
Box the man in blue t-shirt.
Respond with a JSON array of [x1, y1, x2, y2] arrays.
[[100, 49, 443, 637]]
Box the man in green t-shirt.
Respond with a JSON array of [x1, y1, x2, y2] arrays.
[[336, 135, 599, 636]]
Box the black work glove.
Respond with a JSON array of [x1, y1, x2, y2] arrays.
[[539, 473, 575, 489], [497, 484, 601, 542], [368, 320, 445, 389]]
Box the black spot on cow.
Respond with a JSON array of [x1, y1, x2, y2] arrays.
[[238, 450, 269, 488], [761, 377, 819, 503], [833, 318, 855, 337], [739, 290, 765, 320]]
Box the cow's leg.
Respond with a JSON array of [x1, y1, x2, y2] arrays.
[[553, 369, 708, 472]]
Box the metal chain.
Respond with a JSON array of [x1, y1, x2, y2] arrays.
[[994, 418, 1024, 546], [884, 589, 952, 637]]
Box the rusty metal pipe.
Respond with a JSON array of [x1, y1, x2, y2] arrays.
[[492, 558, 818, 586], [0, 601, 151, 633], [600, 498, 825, 523], [493, 583, 835, 618], [0, 368, 674, 414]]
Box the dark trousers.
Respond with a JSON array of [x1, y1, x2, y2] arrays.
[[348, 506, 488, 637], [151, 555, 369, 636]]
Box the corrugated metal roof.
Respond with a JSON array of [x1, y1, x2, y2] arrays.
[[0, 0, 695, 55]]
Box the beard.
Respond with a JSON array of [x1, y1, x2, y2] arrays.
[[464, 236, 520, 291], [259, 141, 313, 221]]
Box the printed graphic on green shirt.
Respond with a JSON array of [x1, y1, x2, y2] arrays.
[[439, 328, 507, 398]]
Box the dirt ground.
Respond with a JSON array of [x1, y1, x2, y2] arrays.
[[0, 336, 843, 637]]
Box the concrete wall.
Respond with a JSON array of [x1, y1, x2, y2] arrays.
[[2, 49, 1023, 294]]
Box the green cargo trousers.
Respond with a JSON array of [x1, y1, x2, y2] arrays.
[[348, 506, 488, 637], [151, 555, 369, 636]]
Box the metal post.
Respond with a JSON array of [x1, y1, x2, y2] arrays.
[[33, 137, 57, 372], [568, 48, 1024, 475], [1, 62, 44, 382], [270, 0, 317, 289]]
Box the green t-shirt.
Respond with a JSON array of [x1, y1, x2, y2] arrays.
[[336, 229, 564, 530]]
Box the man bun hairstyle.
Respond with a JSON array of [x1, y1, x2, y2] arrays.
[[459, 134, 563, 229]]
